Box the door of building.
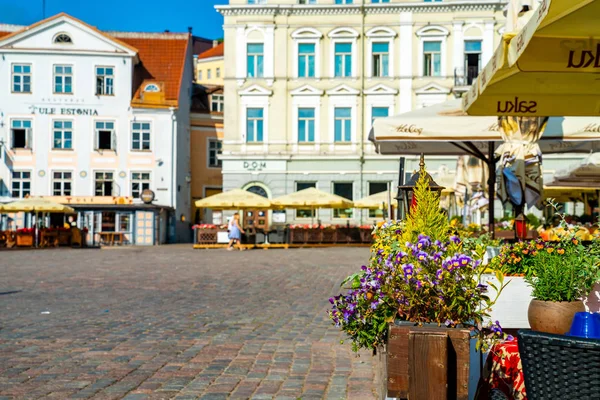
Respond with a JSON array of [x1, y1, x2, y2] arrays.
[[244, 185, 269, 230]]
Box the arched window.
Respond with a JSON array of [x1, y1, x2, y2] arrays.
[[246, 185, 268, 198], [54, 33, 72, 44], [144, 83, 160, 92]]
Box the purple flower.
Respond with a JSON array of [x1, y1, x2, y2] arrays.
[[477, 283, 488, 293], [417, 234, 431, 249], [370, 300, 380, 310], [415, 280, 423, 289], [416, 251, 428, 262], [506, 335, 515, 341], [436, 269, 443, 280], [329, 297, 335, 304], [444, 319, 454, 327], [450, 235, 461, 244], [403, 264, 414, 278], [433, 251, 443, 261]]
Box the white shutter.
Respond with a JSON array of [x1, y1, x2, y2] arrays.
[[94, 129, 99, 151], [111, 130, 117, 152], [10, 129, 14, 149], [26, 128, 32, 150]]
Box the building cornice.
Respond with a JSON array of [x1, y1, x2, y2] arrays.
[[216, 1, 507, 17]]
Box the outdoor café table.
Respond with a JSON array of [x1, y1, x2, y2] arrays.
[[475, 338, 527, 400]]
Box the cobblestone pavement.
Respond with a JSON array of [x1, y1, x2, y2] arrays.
[[0, 246, 380, 400]]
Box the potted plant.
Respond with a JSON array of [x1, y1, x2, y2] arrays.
[[524, 202, 600, 334], [328, 169, 509, 399], [16, 228, 35, 247]]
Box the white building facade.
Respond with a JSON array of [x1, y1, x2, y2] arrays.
[[0, 14, 193, 243], [217, 0, 508, 226]]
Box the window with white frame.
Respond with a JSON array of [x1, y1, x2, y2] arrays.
[[211, 94, 224, 112], [368, 182, 388, 218], [131, 172, 151, 199], [372, 42, 389, 77], [198, 70, 203, 80], [247, 43, 264, 78], [131, 122, 151, 151], [298, 0, 316, 3], [95, 121, 116, 151], [334, 107, 352, 142], [96, 66, 114, 95], [298, 43, 315, 78], [334, 43, 352, 77], [12, 171, 31, 198], [216, 67, 221, 78], [423, 41, 442, 76], [52, 171, 72, 196], [372, 0, 390, 2], [52, 120, 73, 150], [296, 182, 316, 218], [54, 65, 73, 94], [297, 108, 315, 143], [12, 64, 31, 93], [207, 69, 212, 79], [333, 182, 353, 218], [54, 33, 72, 43], [95, 171, 114, 196], [248, 0, 266, 3], [208, 138, 222, 168], [246, 108, 264, 142], [335, 0, 353, 3], [10, 119, 32, 149], [371, 106, 389, 125]]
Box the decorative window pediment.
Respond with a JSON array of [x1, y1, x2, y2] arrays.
[[290, 85, 324, 96], [416, 25, 450, 37], [54, 33, 73, 44], [415, 82, 451, 95], [364, 84, 398, 96], [291, 27, 323, 39], [238, 84, 273, 96], [326, 84, 360, 96], [328, 27, 360, 38], [365, 27, 396, 38]]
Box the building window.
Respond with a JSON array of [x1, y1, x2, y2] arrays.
[[248, 0, 266, 3], [95, 121, 116, 151], [198, 70, 203, 80], [335, 0, 353, 3], [95, 172, 114, 196], [368, 182, 388, 218], [334, 43, 352, 77], [53, 171, 72, 196], [246, 108, 264, 142], [144, 83, 160, 92], [296, 182, 316, 218], [53, 120, 73, 150], [11, 171, 31, 198], [207, 69, 212, 79], [334, 107, 351, 142], [298, 108, 315, 143], [131, 172, 151, 199], [10, 120, 32, 149], [464, 40, 482, 85], [208, 138, 222, 168], [54, 33, 72, 43], [131, 122, 151, 151], [423, 41, 442, 77], [247, 43, 264, 78], [298, 43, 315, 78], [372, 0, 390, 2], [372, 42, 389, 77], [371, 106, 389, 124], [298, 0, 316, 3], [211, 94, 224, 112], [333, 182, 353, 218], [424, 0, 442, 2], [53, 65, 73, 94], [216, 68, 221, 78], [12, 64, 31, 93], [96, 66, 114, 95]]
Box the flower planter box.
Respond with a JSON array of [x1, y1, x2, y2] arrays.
[[196, 228, 218, 245], [360, 228, 373, 244], [386, 323, 475, 400], [16, 232, 34, 247], [494, 230, 515, 240], [322, 229, 337, 244], [481, 274, 532, 329], [289, 229, 307, 244], [306, 228, 322, 244], [58, 230, 72, 246]]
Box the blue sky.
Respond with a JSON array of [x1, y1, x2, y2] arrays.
[[0, 0, 228, 39]]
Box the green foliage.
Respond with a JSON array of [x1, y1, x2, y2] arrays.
[[525, 213, 541, 228], [400, 170, 449, 248]]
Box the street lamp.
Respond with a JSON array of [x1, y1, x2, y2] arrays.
[[514, 213, 527, 240], [396, 154, 444, 218]]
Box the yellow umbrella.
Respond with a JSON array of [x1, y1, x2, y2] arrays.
[[355, 191, 391, 209], [1, 198, 75, 213], [464, 0, 600, 116], [194, 188, 271, 210], [271, 187, 353, 209]]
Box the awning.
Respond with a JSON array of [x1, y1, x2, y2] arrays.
[[271, 187, 353, 209], [194, 188, 271, 210], [0, 198, 75, 213], [464, 0, 600, 116]]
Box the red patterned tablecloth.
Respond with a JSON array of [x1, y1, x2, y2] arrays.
[[475, 338, 527, 400]]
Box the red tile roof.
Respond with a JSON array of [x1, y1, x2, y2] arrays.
[[112, 33, 191, 108], [0, 31, 12, 38], [198, 42, 224, 60]]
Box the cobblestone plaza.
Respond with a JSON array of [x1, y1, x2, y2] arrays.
[[0, 247, 380, 399]]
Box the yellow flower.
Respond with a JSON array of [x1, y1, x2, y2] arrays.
[[557, 248, 565, 255], [547, 248, 554, 254]]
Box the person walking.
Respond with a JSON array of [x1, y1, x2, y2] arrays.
[[227, 213, 245, 251]]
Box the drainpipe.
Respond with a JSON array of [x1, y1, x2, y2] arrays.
[[359, 0, 366, 225], [169, 106, 177, 241]]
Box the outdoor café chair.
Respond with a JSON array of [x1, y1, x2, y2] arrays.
[[517, 329, 600, 400]]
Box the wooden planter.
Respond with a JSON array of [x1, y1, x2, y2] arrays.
[[322, 229, 337, 243], [306, 228, 322, 244], [360, 228, 373, 244], [58, 230, 72, 246], [386, 323, 472, 400], [289, 229, 307, 244], [16, 232, 34, 247], [196, 228, 218, 245]]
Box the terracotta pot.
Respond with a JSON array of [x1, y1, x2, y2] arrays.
[[528, 299, 585, 335]]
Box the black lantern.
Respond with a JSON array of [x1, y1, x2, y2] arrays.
[[395, 154, 444, 219]]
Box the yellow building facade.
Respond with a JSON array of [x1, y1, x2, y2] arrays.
[[195, 42, 225, 85]]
